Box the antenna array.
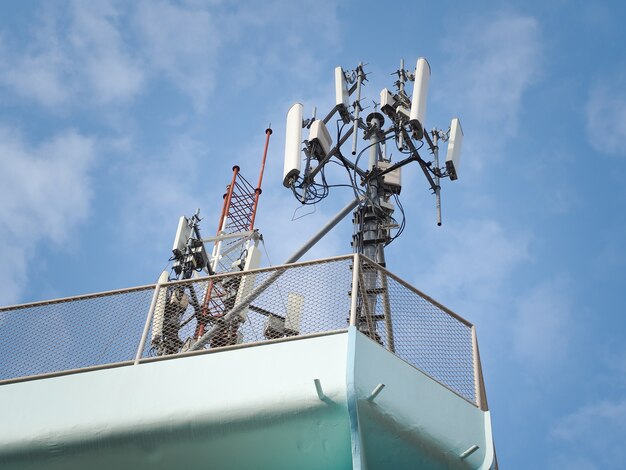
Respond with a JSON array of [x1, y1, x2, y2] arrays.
[[282, 58, 464, 339], [283, 58, 464, 257]]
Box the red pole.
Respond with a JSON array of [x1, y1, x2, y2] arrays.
[[249, 128, 272, 230]]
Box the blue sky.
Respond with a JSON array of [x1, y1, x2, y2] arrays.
[[1, 0, 625, 467]]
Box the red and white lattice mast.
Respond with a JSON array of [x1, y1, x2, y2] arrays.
[[195, 128, 272, 343], [151, 128, 272, 355]]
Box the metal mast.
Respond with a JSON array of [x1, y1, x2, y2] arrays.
[[194, 128, 272, 344], [152, 128, 272, 355]]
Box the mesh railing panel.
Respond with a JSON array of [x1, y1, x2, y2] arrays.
[[0, 287, 155, 382], [142, 257, 354, 358], [0, 255, 479, 407], [355, 258, 476, 403]]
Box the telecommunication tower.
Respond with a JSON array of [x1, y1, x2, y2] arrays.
[[150, 129, 272, 356], [282, 59, 463, 340]]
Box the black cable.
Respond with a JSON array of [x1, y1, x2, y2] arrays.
[[386, 193, 406, 245]]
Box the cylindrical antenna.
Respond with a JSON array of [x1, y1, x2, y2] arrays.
[[283, 103, 303, 187], [432, 131, 442, 226], [409, 58, 431, 140], [351, 63, 365, 155], [249, 127, 272, 230]]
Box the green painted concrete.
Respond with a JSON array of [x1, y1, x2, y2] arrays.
[[0, 331, 494, 469]]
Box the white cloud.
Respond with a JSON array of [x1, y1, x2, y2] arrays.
[[512, 277, 573, 366], [0, 10, 70, 107], [135, 0, 220, 110], [0, 128, 96, 304], [552, 399, 626, 441], [413, 219, 530, 303], [69, 1, 144, 104], [550, 398, 626, 467], [1, 49, 69, 108], [223, 0, 340, 87], [0, 0, 342, 113], [586, 75, 626, 157], [440, 12, 542, 153], [0, 1, 143, 108], [115, 134, 218, 254]]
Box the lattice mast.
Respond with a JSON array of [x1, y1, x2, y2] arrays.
[[151, 128, 272, 355], [195, 128, 272, 341]]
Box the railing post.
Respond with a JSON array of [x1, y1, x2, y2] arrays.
[[471, 325, 484, 410], [349, 253, 360, 326], [134, 283, 161, 364]]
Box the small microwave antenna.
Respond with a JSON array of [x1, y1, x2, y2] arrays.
[[282, 58, 464, 338]]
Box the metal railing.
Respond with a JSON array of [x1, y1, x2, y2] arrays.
[[0, 254, 487, 409]]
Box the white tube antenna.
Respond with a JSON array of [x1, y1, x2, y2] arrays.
[[150, 270, 170, 345], [409, 57, 431, 140], [283, 103, 303, 187], [445, 117, 463, 180]]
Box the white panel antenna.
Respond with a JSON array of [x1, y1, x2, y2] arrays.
[[380, 88, 396, 117], [172, 216, 191, 256], [308, 119, 333, 158], [445, 118, 463, 181], [283, 103, 303, 188], [409, 57, 431, 140], [284, 292, 304, 335], [335, 67, 349, 107], [263, 291, 304, 339], [233, 242, 262, 325]]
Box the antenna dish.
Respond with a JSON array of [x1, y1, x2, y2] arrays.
[[283, 103, 303, 187], [409, 57, 431, 140], [445, 117, 463, 181], [366, 112, 385, 129]]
